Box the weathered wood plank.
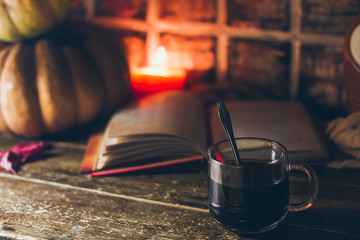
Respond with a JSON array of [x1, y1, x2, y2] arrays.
[[0, 135, 210, 209], [0, 175, 221, 240], [2, 134, 360, 239], [1, 175, 360, 240], [289, 170, 360, 205], [286, 200, 360, 236], [1, 134, 360, 209]]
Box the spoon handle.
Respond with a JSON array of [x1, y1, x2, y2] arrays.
[[217, 99, 241, 166]]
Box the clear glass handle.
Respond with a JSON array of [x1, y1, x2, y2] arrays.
[[288, 162, 318, 212]]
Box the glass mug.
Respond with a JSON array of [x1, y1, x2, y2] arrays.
[[207, 137, 318, 234]]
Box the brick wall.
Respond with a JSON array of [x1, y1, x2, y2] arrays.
[[79, 0, 360, 114]]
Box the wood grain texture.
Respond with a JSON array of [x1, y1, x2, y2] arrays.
[[1, 134, 360, 239]]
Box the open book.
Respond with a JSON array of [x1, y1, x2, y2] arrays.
[[80, 90, 328, 176]]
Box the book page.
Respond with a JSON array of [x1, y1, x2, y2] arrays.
[[210, 101, 328, 162], [102, 90, 207, 160]]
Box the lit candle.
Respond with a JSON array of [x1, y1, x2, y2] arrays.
[[131, 46, 187, 98]]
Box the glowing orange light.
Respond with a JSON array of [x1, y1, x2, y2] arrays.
[[151, 46, 167, 66], [131, 46, 187, 98]]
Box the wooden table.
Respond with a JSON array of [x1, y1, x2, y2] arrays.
[[1, 132, 360, 240]]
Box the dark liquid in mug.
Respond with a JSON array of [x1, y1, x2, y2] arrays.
[[208, 162, 289, 232]]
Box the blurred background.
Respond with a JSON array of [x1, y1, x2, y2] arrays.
[[74, 0, 359, 118]]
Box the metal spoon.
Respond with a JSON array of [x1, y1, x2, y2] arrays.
[[216, 99, 241, 166]]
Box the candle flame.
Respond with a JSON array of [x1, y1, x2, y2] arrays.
[[151, 46, 167, 67], [132, 46, 185, 77], [131, 45, 187, 98]]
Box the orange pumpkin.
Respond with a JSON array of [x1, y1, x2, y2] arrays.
[[0, 21, 130, 137], [0, 0, 75, 42]]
